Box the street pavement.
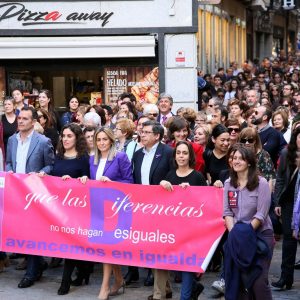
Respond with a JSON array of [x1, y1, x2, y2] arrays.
[[0, 240, 299, 300]]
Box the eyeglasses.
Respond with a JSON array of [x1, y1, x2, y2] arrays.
[[140, 130, 154, 135], [147, 113, 158, 117], [228, 127, 240, 133], [240, 138, 255, 144]]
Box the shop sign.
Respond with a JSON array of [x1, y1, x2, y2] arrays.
[[0, 1, 193, 30], [104, 67, 159, 105]]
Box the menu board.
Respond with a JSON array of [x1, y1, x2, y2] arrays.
[[104, 66, 159, 105]]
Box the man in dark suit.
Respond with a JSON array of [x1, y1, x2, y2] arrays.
[[131, 120, 173, 300], [6, 107, 54, 288], [156, 93, 174, 126]]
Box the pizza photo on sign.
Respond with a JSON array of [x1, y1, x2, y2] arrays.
[[131, 67, 159, 104]]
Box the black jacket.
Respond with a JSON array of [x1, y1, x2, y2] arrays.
[[274, 148, 294, 206], [132, 142, 173, 185]]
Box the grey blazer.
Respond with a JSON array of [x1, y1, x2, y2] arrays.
[[6, 131, 54, 174]]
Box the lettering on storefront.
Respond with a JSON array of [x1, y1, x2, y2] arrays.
[[0, 2, 114, 27]]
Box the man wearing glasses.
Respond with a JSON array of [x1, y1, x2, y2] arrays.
[[252, 105, 286, 167], [132, 120, 173, 300]]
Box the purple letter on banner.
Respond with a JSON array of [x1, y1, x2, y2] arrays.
[[89, 187, 132, 244]]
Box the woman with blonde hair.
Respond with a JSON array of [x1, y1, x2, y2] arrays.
[[80, 127, 133, 300], [193, 124, 210, 150]]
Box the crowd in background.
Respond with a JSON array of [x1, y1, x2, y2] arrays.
[[0, 55, 300, 300]]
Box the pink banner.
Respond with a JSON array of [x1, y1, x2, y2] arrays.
[[0, 172, 225, 272]]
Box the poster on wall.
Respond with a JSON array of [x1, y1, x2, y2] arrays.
[[104, 66, 159, 106]]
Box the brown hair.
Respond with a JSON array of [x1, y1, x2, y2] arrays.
[[56, 123, 88, 158], [271, 110, 289, 130], [238, 127, 262, 153], [173, 141, 195, 169], [229, 144, 259, 191]]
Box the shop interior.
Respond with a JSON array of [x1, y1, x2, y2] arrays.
[[1, 57, 157, 112]]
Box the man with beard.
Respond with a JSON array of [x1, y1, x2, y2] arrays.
[[252, 105, 286, 167], [246, 89, 260, 107]]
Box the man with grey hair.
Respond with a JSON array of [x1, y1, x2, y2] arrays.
[[246, 89, 260, 107], [157, 93, 174, 125], [83, 111, 101, 128]]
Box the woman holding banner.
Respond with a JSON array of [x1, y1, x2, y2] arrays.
[[81, 127, 133, 300], [223, 144, 274, 300], [51, 123, 92, 295], [160, 141, 206, 300]]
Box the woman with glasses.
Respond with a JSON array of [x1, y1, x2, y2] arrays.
[[272, 127, 300, 290], [238, 127, 275, 191], [270, 85, 281, 109], [37, 108, 59, 149], [223, 144, 273, 300], [114, 118, 137, 162], [80, 127, 133, 300], [272, 110, 291, 143], [143, 104, 159, 121], [225, 118, 241, 146]]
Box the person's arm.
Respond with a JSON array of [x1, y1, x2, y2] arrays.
[[225, 216, 234, 232], [252, 178, 271, 229], [118, 153, 133, 183], [5, 137, 13, 172], [223, 181, 234, 230], [40, 138, 55, 174]]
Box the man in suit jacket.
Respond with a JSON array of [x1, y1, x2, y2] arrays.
[[131, 120, 173, 300], [6, 107, 54, 288], [156, 93, 174, 125]]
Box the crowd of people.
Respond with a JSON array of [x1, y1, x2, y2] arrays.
[[0, 56, 300, 300]]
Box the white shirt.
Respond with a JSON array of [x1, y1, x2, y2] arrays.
[[141, 142, 159, 185], [16, 131, 34, 174], [96, 158, 107, 180]]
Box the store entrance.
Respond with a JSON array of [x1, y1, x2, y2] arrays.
[[1, 57, 157, 112]]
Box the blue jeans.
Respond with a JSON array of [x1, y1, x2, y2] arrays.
[[24, 255, 44, 281], [180, 271, 195, 300]]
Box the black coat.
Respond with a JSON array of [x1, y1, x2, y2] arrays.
[[132, 142, 173, 185]]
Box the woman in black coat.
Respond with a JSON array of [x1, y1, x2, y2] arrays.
[[272, 126, 300, 290]]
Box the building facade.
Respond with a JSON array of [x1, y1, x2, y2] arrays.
[[0, 0, 199, 111]]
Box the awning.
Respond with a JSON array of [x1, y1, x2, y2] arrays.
[[0, 35, 156, 59]]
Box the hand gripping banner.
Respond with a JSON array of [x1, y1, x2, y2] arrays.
[[0, 172, 225, 272]]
